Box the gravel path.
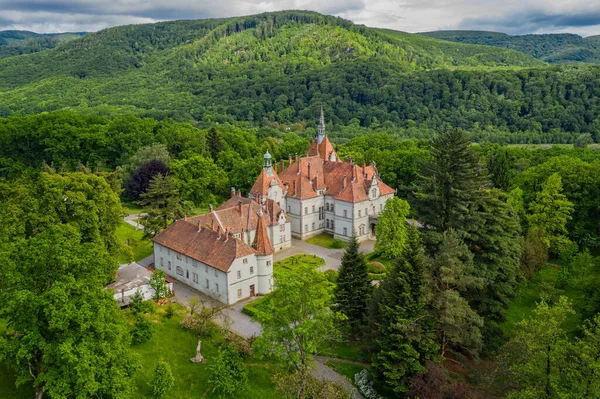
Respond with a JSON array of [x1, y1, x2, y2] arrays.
[[312, 359, 364, 399], [274, 238, 376, 272], [123, 213, 146, 230]]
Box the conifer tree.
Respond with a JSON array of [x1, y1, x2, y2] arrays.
[[412, 128, 482, 238], [207, 127, 224, 161], [335, 236, 372, 333], [371, 226, 439, 396], [139, 174, 184, 238]]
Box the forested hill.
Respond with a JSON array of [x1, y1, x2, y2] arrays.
[[0, 30, 85, 59], [2, 11, 600, 139], [420, 31, 600, 64]]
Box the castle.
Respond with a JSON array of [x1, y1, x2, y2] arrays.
[[152, 109, 395, 304]]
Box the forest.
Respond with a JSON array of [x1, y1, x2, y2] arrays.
[[421, 30, 600, 64], [2, 11, 600, 143], [0, 110, 599, 398]]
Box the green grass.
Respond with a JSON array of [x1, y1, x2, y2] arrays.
[[501, 264, 581, 337], [306, 233, 346, 249], [116, 220, 153, 263], [274, 254, 325, 275], [130, 304, 279, 398], [1, 305, 281, 399], [319, 338, 367, 362], [325, 361, 365, 383], [365, 252, 393, 270], [121, 199, 144, 215]]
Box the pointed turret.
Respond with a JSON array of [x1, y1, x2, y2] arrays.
[[263, 150, 273, 177], [317, 105, 326, 143], [252, 208, 274, 256]]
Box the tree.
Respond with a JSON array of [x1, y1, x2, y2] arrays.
[[207, 127, 225, 160], [371, 226, 439, 396], [426, 230, 485, 359], [209, 345, 249, 397], [0, 173, 139, 399], [487, 145, 512, 191], [149, 269, 169, 300], [126, 159, 170, 200], [138, 174, 183, 238], [568, 315, 600, 397], [411, 129, 482, 238], [521, 228, 548, 279], [374, 197, 411, 259], [170, 155, 229, 206], [254, 264, 345, 397], [335, 236, 372, 333], [504, 297, 575, 399], [573, 133, 594, 148], [527, 173, 574, 256], [571, 251, 600, 320], [151, 360, 174, 398], [120, 143, 170, 189], [180, 300, 226, 363]]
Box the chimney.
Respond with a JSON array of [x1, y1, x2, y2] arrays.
[[209, 204, 213, 213], [237, 190, 241, 197], [289, 154, 292, 165], [211, 219, 215, 231], [238, 200, 243, 216], [224, 229, 229, 242], [280, 159, 285, 171], [292, 179, 296, 194], [217, 226, 222, 240], [342, 175, 347, 189], [231, 187, 236, 197], [197, 220, 201, 232], [184, 212, 188, 221]]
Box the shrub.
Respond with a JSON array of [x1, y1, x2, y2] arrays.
[[132, 315, 153, 345], [164, 303, 175, 319], [324, 269, 338, 283], [130, 290, 154, 315], [224, 332, 254, 358], [241, 296, 267, 318], [368, 272, 386, 281], [331, 238, 345, 249], [209, 345, 249, 396], [151, 360, 174, 398], [368, 262, 385, 273]]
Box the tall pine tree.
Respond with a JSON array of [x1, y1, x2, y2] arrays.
[[371, 226, 439, 396], [335, 236, 372, 333]]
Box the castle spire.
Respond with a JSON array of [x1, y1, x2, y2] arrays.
[[317, 105, 326, 143], [252, 209, 274, 256], [263, 150, 273, 177]]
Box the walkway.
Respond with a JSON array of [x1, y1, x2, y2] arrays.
[[274, 238, 376, 272], [123, 213, 146, 230]]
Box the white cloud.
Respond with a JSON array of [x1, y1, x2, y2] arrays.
[[0, 0, 599, 36]]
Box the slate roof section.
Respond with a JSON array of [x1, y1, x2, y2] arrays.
[[152, 220, 255, 272]]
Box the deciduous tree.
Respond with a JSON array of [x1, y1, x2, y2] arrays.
[[138, 174, 184, 238], [374, 197, 410, 259]]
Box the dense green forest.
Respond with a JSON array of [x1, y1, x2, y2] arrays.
[[1, 111, 599, 398], [0, 30, 85, 59], [421, 30, 600, 64]]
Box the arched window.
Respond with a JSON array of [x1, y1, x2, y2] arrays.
[[176, 266, 184, 276]]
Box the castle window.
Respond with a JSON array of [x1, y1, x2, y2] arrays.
[[358, 210, 361, 217], [343, 227, 348, 236], [205, 265, 208, 273], [250, 266, 254, 275], [160, 257, 163, 266], [305, 224, 308, 232], [168, 261, 171, 270], [331, 220, 334, 230], [331, 204, 334, 212], [176, 266, 183, 276], [326, 220, 330, 229], [176, 253, 182, 260], [304, 207, 308, 215], [206, 279, 209, 289], [193, 273, 198, 283], [243, 258, 248, 264], [186, 269, 189, 279], [312, 222, 315, 230], [312, 205, 315, 213], [326, 203, 329, 211], [344, 210, 348, 218], [267, 260, 272, 266], [237, 270, 241, 279], [280, 225, 285, 232], [238, 289, 242, 298]]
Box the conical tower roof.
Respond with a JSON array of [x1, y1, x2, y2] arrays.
[[252, 208, 274, 256]]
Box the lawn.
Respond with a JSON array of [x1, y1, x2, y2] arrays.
[[116, 220, 153, 263], [325, 361, 365, 384], [319, 338, 367, 362], [121, 199, 144, 215], [128, 303, 280, 398], [1, 305, 280, 399], [306, 233, 346, 249], [500, 264, 581, 337]]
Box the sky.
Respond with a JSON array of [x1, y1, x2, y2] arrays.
[[1, 0, 600, 36]]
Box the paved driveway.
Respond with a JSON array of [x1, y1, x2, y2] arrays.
[[275, 238, 376, 271]]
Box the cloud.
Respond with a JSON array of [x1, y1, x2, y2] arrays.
[[0, 0, 599, 36]]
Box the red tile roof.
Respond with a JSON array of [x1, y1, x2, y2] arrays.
[[252, 211, 274, 256], [308, 135, 336, 161], [152, 220, 256, 272], [188, 196, 289, 235], [249, 167, 284, 198]]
